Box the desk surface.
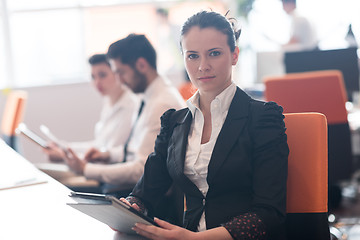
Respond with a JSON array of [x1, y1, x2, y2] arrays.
[[0, 140, 145, 240]]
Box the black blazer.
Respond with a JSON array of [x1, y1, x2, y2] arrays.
[[131, 87, 289, 238]]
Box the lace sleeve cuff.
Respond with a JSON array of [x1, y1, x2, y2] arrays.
[[222, 213, 267, 240]]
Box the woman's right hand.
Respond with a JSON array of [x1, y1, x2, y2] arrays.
[[109, 198, 142, 233], [119, 197, 141, 212]]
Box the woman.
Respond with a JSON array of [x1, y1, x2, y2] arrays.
[[123, 11, 289, 239]]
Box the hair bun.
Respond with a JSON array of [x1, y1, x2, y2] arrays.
[[235, 29, 242, 41], [226, 11, 241, 41]]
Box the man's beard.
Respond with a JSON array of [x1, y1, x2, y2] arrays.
[[132, 69, 147, 93]]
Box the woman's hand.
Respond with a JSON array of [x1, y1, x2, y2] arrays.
[[64, 148, 86, 175], [109, 198, 141, 233], [132, 218, 198, 240], [133, 219, 233, 240], [42, 142, 65, 162], [119, 197, 141, 212]]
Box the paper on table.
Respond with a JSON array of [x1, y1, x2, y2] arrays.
[[0, 177, 47, 191], [40, 124, 67, 150], [0, 140, 48, 190]]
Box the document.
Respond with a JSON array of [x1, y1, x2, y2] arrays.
[[16, 123, 66, 149], [67, 192, 158, 234], [0, 177, 47, 191], [0, 140, 48, 190], [16, 123, 48, 149], [39, 124, 66, 149]]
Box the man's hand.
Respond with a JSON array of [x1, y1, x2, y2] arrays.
[[84, 147, 110, 163]]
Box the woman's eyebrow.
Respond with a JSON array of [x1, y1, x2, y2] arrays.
[[208, 47, 222, 51], [185, 50, 198, 53], [185, 47, 222, 53]]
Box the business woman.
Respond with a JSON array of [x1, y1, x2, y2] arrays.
[[123, 10, 289, 240]]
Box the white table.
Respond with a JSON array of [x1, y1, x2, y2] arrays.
[[0, 140, 145, 240]]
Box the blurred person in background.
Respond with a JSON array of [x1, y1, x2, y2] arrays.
[[60, 34, 185, 197], [281, 0, 318, 51], [43, 54, 139, 193]]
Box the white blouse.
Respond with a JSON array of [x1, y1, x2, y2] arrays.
[[184, 83, 237, 231]]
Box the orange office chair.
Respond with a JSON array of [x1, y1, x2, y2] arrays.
[[1, 90, 28, 151], [264, 70, 348, 125], [264, 70, 352, 209], [284, 112, 330, 240], [178, 82, 197, 100]]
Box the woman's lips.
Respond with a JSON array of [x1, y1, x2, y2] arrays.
[[198, 76, 215, 82]]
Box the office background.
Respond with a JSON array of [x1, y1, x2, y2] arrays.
[[1, 0, 360, 164]]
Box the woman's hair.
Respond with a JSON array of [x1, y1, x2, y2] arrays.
[[180, 10, 241, 52], [88, 54, 110, 67]]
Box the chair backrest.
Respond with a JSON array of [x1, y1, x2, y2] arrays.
[[284, 112, 330, 240], [264, 70, 352, 183], [284, 47, 359, 101], [178, 82, 197, 100], [1, 90, 28, 150], [264, 70, 347, 124]]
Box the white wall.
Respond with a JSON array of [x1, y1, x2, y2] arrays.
[[0, 82, 102, 163]]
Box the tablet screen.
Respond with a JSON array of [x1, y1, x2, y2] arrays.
[[16, 123, 48, 149], [68, 192, 158, 234]]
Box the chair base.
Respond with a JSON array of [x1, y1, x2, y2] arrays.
[[328, 123, 353, 183], [328, 184, 343, 210], [286, 213, 330, 240]]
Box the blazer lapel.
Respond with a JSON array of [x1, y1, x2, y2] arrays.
[[170, 110, 191, 175], [169, 109, 202, 196], [207, 88, 251, 183]]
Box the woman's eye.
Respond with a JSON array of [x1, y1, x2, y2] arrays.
[[210, 51, 221, 57], [187, 54, 198, 60]]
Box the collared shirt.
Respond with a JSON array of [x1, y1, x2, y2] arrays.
[[184, 82, 237, 231], [85, 76, 185, 189], [69, 86, 139, 160]]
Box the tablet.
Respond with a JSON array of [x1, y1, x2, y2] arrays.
[[16, 123, 48, 149], [67, 192, 158, 234], [40, 124, 64, 148]]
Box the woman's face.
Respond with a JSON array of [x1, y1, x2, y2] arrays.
[[91, 63, 120, 96], [181, 26, 239, 97]]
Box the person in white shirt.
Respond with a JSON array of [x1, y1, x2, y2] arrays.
[[282, 0, 318, 51], [43, 54, 139, 183], [62, 34, 185, 194]]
